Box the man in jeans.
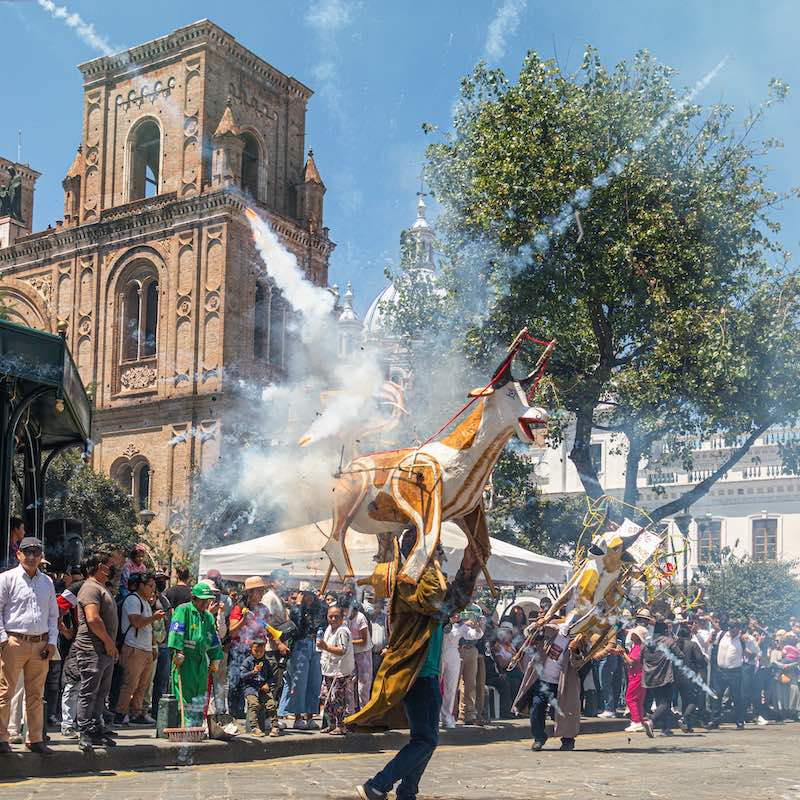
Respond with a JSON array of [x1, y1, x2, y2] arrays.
[[73, 551, 119, 752], [0, 536, 58, 755], [353, 527, 484, 800], [115, 572, 163, 725]]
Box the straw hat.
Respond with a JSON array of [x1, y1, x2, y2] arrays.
[[244, 576, 267, 591], [635, 607, 656, 623], [630, 625, 650, 644]]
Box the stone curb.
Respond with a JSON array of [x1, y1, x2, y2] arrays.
[[0, 718, 628, 781]]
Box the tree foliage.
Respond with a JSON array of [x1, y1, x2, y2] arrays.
[[413, 47, 800, 522], [694, 553, 800, 627], [45, 450, 139, 553]]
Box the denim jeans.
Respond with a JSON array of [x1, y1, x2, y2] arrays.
[[281, 639, 323, 716], [150, 645, 171, 716], [598, 655, 620, 712], [529, 679, 558, 743], [369, 676, 442, 800]]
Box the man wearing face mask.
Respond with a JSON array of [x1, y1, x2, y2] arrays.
[[0, 536, 59, 755], [72, 550, 120, 752]]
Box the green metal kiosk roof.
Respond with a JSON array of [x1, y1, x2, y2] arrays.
[[0, 318, 92, 450]]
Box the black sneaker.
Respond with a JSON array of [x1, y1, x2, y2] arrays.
[[0, 742, 12, 754], [356, 782, 388, 800], [78, 733, 95, 753], [559, 738, 575, 751], [93, 733, 117, 748], [26, 742, 54, 756]]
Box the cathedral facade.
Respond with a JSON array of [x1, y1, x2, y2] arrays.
[[0, 20, 332, 537]]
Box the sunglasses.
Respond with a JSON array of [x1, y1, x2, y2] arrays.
[[21, 548, 43, 556]]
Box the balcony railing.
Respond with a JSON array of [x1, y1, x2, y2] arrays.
[[647, 472, 678, 486]]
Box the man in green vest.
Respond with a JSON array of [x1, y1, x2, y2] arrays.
[[167, 583, 224, 726]]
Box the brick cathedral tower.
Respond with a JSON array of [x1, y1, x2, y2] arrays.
[[0, 20, 334, 538]]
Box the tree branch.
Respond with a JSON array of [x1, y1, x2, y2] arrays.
[[648, 422, 771, 522]]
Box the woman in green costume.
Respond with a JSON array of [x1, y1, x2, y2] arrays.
[[168, 583, 224, 725]]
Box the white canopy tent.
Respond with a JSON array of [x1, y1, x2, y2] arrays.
[[198, 519, 570, 586]]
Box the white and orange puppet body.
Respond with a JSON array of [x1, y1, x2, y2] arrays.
[[319, 332, 554, 588]]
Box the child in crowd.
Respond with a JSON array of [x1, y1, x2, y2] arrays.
[[318, 605, 354, 736], [239, 639, 281, 737]]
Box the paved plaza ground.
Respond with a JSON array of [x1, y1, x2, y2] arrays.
[[2, 724, 798, 800]]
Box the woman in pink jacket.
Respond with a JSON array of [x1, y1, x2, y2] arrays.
[[618, 626, 650, 734]]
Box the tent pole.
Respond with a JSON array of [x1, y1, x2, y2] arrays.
[[319, 560, 334, 594]]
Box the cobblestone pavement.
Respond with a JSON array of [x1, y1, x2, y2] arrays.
[[4, 725, 799, 800]]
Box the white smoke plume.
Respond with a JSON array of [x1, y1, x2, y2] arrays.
[[36, 0, 116, 56], [237, 207, 386, 529], [484, 0, 527, 61]]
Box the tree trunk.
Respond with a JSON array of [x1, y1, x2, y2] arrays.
[[623, 436, 642, 510], [648, 423, 771, 522], [569, 407, 604, 500]]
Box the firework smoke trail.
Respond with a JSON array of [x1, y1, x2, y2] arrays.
[[36, 0, 116, 55], [532, 56, 729, 252], [244, 208, 334, 343], [655, 640, 718, 699]]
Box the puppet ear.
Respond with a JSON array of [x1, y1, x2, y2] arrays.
[[468, 387, 495, 398]]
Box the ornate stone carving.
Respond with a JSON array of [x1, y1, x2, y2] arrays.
[[78, 316, 92, 335], [27, 275, 52, 311], [205, 291, 220, 312], [122, 442, 140, 459], [120, 365, 157, 391], [115, 78, 177, 111], [177, 296, 192, 317]]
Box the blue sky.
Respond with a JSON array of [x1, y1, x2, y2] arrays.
[[1, 1, 797, 314]]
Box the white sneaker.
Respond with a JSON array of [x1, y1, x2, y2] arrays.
[[277, 719, 287, 730], [598, 710, 615, 719], [625, 722, 644, 732], [757, 715, 769, 726]]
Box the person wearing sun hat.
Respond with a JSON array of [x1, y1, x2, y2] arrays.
[[167, 582, 224, 726]]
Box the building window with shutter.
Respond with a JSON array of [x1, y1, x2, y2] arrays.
[[752, 518, 778, 561]]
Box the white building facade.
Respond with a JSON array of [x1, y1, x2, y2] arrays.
[[532, 425, 800, 576]]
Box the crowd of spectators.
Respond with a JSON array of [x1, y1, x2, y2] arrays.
[[1, 516, 798, 757]]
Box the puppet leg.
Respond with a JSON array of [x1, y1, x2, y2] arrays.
[[391, 454, 443, 583], [323, 469, 370, 580], [454, 504, 497, 596]]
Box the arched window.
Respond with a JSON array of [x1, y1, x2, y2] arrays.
[[129, 119, 161, 201], [135, 462, 150, 511], [120, 266, 159, 362], [268, 291, 286, 367], [113, 458, 151, 510], [241, 132, 260, 200], [254, 282, 268, 360]]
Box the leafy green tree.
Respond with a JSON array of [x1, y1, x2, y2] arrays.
[[45, 450, 139, 553], [417, 47, 800, 522], [694, 553, 800, 627]]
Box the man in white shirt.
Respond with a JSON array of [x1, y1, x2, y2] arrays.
[[710, 619, 748, 729], [114, 572, 164, 726], [0, 536, 58, 754]]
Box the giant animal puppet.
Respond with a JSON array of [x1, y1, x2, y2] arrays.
[[317, 331, 553, 587], [512, 522, 654, 669]]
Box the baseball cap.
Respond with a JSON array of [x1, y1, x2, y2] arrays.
[[191, 583, 216, 600], [19, 537, 43, 551]]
